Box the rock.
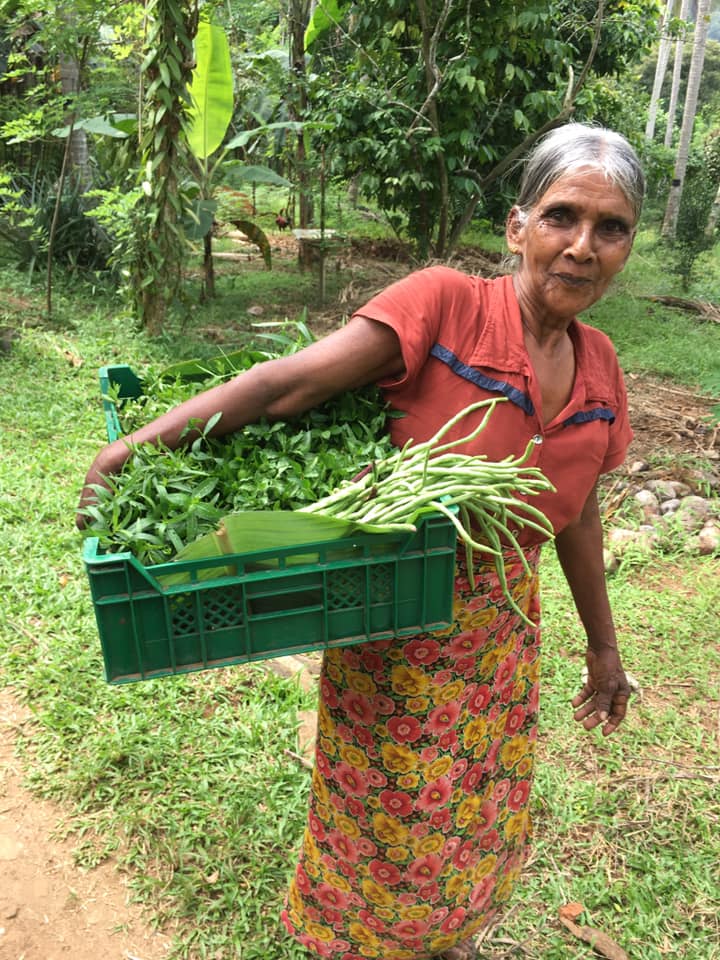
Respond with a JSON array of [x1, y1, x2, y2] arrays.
[[603, 547, 619, 573], [675, 495, 711, 533], [659, 498, 681, 515], [607, 527, 656, 553], [0, 898, 19, 919], [634, 489, 660, 519], [629, 459, 650, 474], [669, 481, 693, 498], [697, 522, 720, 555], [0, 327, 18, 355], [645, 479, 678, 502]]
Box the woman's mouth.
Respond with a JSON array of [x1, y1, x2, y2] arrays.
[[555, 273, 592, 287]]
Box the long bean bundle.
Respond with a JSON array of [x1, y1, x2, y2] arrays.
[[300, 398, 555, 625]]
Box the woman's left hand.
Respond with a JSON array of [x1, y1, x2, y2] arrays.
[[571, 645, 631, 737]]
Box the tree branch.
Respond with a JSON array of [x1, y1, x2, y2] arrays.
[[447, 0, 607, 252], [406, 0, 457, 137], [571, 0, 606, 101]]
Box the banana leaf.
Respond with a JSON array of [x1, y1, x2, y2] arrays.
[[157, 510, 411, 588], [305, 0, 348, 50], [154, 349, 268, 383], [187, 21, 234, 160]]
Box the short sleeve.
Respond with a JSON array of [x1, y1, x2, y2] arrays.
[[351, 266, 472, 386]]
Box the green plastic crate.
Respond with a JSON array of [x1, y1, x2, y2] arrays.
[[84, 364, 457, 683], [84, 518, 457, 684]]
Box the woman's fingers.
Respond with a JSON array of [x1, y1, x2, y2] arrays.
[[571, 681, 595, 709], [571, 682, 629, 736]]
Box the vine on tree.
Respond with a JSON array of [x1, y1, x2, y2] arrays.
[[137, 0, 199, 332]]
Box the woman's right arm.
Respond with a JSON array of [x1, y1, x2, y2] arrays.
[[76, 316, 404, 527]]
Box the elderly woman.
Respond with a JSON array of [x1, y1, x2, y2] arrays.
[[78, 122, 642, 960]]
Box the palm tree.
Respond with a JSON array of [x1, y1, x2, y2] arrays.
[[662, 0, 712, 237], [664, 0, 690, 148], [645, 0, 675, 142]]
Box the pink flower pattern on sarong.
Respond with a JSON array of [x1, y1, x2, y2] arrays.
[[282, 547, 541, 960]]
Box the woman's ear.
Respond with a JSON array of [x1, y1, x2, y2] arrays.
[[506, 206, 524, 254]]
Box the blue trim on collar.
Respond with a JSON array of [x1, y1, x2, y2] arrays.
[[430, 343, 534, 415], [562, 408, 616, 426]]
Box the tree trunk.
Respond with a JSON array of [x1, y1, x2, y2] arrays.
[[288, 0, 312, 233], [138, 0, 198, 333], [662, 0, 711, 237], [664, 0, 690, 148], [203, 230, 215, 299], [415, 0, 449, 258], [645, 0, 675, 142], [60, 55, 91, 188]]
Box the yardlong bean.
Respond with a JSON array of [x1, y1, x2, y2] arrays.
[[300, 399, 555, 625]]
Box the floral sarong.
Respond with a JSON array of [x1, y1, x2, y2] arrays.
[[281, 545, 542, 960]]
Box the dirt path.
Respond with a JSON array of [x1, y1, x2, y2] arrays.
[[0, 688, 172, 960]]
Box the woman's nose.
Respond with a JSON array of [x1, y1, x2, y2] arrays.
[[565, 223, 595, 261]]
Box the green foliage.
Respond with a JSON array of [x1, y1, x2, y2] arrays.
[[304, 0, 347, 50], [665, 128, 720, 288], [81, 329, 395, 564], [82, 184, 146, 295], [0, 165, 111, 276], [0, 1, 146, 281], [186, 20, 234, 160], [308, 0, 661, 257]]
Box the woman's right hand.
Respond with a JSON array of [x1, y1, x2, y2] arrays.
[[76, 440, 130, 530]]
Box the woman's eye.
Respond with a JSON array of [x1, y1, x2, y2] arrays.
[[601, 219, 630, 235], [543, 207, 571, 224]]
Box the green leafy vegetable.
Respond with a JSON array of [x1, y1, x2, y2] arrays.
[[82, 325, 397, 564]]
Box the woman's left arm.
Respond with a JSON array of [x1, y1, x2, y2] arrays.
[[554, 483, 631, 736]]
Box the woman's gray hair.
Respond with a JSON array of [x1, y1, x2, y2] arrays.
[[514, 123, 645, 223]]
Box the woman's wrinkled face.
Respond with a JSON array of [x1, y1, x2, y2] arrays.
[[506, 168, 637, 323]]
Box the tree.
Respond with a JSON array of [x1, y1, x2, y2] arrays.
[[307, 0, 660, 259], [665, 0, 691, 147], [183, 20, 293, 297], [662, 0, 712, 237], [136, 0, 198, 332], [0, 0, 142, 314], [645, 0, 675, 141], [185, 19, 235, 300], [286, 0, 313, 230]]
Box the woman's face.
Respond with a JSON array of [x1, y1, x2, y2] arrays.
[[506, 168, 636, 324]]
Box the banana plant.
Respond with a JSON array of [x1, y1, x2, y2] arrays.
[[185, 19, 294, 296]]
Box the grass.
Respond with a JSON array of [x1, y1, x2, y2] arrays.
[[585, 229, 720, 395], [503, 550, 720, 960], [0, 227, 719, 959]]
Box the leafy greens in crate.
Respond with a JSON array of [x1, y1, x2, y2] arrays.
[[81, 324, 398, 565]]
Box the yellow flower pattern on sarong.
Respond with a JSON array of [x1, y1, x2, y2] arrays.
[[282, 547, 541, 959]]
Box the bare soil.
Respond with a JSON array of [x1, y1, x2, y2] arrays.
[[0, 689, 174, 960]]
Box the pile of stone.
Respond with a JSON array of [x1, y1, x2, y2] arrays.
[[603, 461, 720, 571]]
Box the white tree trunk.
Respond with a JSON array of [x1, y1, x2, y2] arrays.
[[664, 0, 690, 148], [645, 0, 675, 142], [662, 0, 712, 237]]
